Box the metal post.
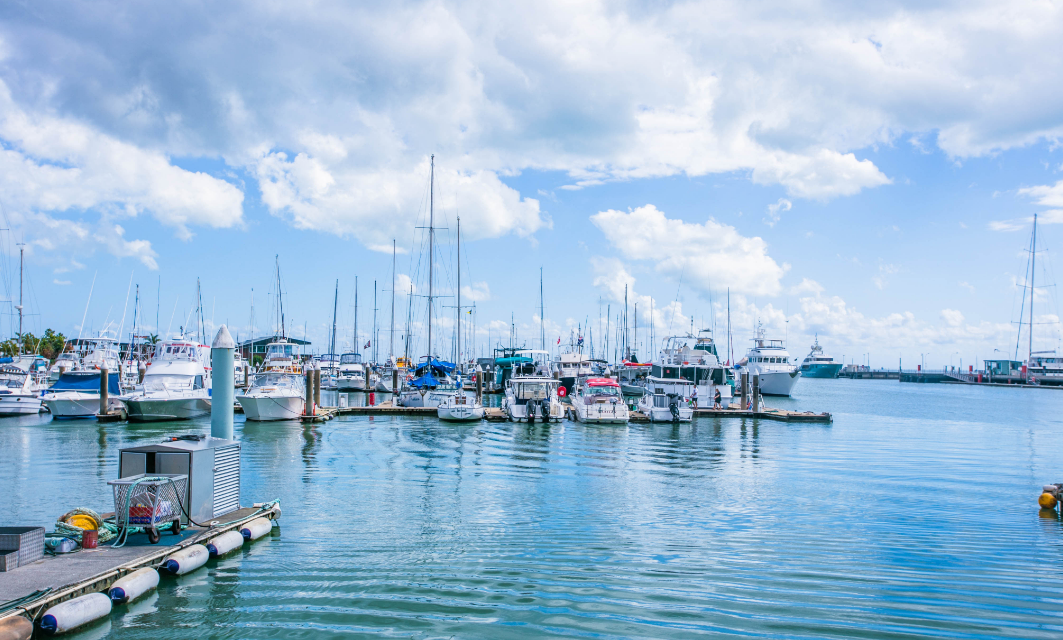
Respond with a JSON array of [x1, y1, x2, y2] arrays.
[[740, 372, 748, 409], [243, 363, 248, 388], [138, 362, 146, 384], [476, 371, 483, 404], [365, 364, 372, 391], [211, 325, 235, 440], [99, 368, 109, 416], [314, 363, 322, 408], [305, 369, 314, 416], [392, 367, 398, 394], [752, 374, 760, 413]]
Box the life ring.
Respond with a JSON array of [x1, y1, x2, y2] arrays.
[[557, 386, 567, 397]]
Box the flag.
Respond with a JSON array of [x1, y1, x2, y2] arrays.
[[364, 340, 371, 349], [557, 337, 561, 345], [577, 335, 583, 347]]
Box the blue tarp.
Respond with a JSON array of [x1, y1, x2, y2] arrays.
[[408, 373, 440, 388], [413, 359, 455, 375], [51, 372, 121, 394], [0, 357, 12, 364]]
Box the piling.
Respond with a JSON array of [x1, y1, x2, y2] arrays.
[[138, 362, 146, 384], [211, 325, 235, 440], [752, 375, 760, 413], [365, 365, 372, 391], [99, 368, 109, 416], [476, 371, 483, 403], [392, 368, 399, 394], [740, 372, 748, 409], [304, 369, 314, 416], [243, 363, 248, 387], [313, 363, 321, 408]]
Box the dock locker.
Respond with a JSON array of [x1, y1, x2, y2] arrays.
[[118, 437, 241, 524]]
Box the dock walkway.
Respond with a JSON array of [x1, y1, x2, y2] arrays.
[[0, 505, 276, 624]]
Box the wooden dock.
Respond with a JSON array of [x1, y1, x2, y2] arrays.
[[335, 401, 435, 416], [692, 407, 832, 422], [0, 505, 279, 626]]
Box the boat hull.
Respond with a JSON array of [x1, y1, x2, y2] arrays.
[[42, 393, 121, 418], [237, 395, 304, 421], [0, 394, 43, 416], [437, 404, 484, 421], [337, 376, 366, 391], [639, 405, 693, 422], [573, 401, 629, 423], [755, 371, 802, 396], [125, 396, 210, 422], [800, 363, 842, 379], [398, 389, 453, 408]]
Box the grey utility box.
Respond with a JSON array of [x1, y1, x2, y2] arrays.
[[118, 438, 240, 524]]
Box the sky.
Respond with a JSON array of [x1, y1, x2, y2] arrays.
[[1, 0, 1062, 369]]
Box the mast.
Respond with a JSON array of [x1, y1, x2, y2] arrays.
[[1030, 213, 1037, 367], [540, 267, 545, 351], [634, 302, 637, 359], [373, 280, 378, 364], [428, 154, 435, 363], [196, 277, 204, 344], [727, 287, 732, 365], [354, 276, 358, 354], [390, 239, 396, 364], [330, 279, 338, 358], [623, 284, 628, 360], [456, 216, 461, 368], [16, 244, 23, 354], [404, 283, 413, 363], [275, 255, 286, 339]]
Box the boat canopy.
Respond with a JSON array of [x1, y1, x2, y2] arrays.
[[408, 372, 441, 388], [51, 371, 120, 394], [413, 359, 455, 375], [586, 378, 620, 387]]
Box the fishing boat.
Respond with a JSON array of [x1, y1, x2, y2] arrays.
[[571, 377, 628, 423], [636, 386, 694, 422], [616, 360, 651, 397], [82, 336, 121, 372], [47, 350, 81, 382], [734, 324, 801, 396], [122, 339, 211, 422], [503, 373, 563, 423], [0, 365, 44, 415], [236, 371, 305, 421], [799, 336, 843, 378], [336, 352, 367, 390], [555, 349, 594, 400], [42, 371, 122, 418], [436, 375, 484, 421], [316, 353, 341, 389]]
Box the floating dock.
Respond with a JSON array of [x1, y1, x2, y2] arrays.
[[0, 505, 278, 628]]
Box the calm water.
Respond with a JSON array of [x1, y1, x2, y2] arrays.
[[4, 380, 1063, 638]]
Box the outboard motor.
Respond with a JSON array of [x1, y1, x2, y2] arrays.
[[540, 401, 550, 422], [668, 394, 680, 422], [527, 400, 539, 423]]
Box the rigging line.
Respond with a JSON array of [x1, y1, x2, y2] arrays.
[[666, 268, 685, 336]]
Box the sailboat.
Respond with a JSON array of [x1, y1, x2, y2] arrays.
[[437, 216, 484, 421], [398, 155, 458, 408]]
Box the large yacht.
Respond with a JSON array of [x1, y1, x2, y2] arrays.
[[735, 326, 801, 396], [799, 336, 843, 379], [555, 350, 594, 399], [644, 330, 734, 407], [336, 352, 367, 390], [122, 339, 211, 422]]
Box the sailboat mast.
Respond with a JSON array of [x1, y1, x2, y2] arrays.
[[373, 281, 378, 364], [390, 239, 396, 363], [1030, 212, 1037, 366], [428, 154, 434, 363], [197, 278, 204, 344], [540, 267, 545, 352], [456, 216, 461, 369], [17, 244, 23, 354], [330, 279, 338, 358], [354, 276, 358, 354], [404, 283, 413, 363], [275, 255, 285, 339]]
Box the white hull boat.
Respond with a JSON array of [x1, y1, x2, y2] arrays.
[[125, 395, 211, 422], [735, 325, 801, 397], [0, 365, 43, 416], [122, 339, 212, 422], [572, 378, 628, 424], [637, 392, 693, 422], [436, 391, 484, 421], [503, 376, 563, 423], [237, 371, 306, 421]]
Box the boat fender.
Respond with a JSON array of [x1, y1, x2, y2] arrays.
[[240, 517, 272, 541], [0, 615, 32, 640], [160, 544, 209, 576], [1039, 492, 1058, 510], [206, 530, 244, 557], [108, 567, 159, 604], [39, 593, 111, 635], [270, 504, 282, 519]]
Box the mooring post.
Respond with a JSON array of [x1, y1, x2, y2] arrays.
[[740, 372, 748, 409], [211, 325, 235, 440], [99, 367, 109, 416], [305, 368, 314, 416], [752, 374, 760, 413], [314, 362, 322, 408], [476, 371, 483, 403], [138, 361, 146, 384], [243, 362, 249, 387], [392, 367, 399, 394], [365, 364, 372, 391]]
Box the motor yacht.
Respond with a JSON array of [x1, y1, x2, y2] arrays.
[[571, 377, 628, 424], [436, 375, 484, 421], [735, 325, 801, 396], [47, 351, 81, 382], [42, 371, 122, 418], [645, 330, 734, 407], [799, 336, 843, 379], [0, 365, 43, 415], [237, 371, 305, 421], [336, 352, 367, 390], [122, 340, 211, 422]]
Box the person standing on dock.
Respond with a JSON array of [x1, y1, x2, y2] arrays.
[[714, 388, 722, 409], [690, 386, 697, 408]]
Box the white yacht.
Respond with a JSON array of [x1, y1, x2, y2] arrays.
[[260, 338, 303, 374], [436, 376, 484, 421], [637, 385, 694, 422], [571, 377, 628, 424], [555, 350, 594, 400], [735, 327, 801, 396], [234, 351, 250, 386], [42, 371, 122, 418], [237, 371, 305, 421], [47, 351, 81, 382], [647, 331, 735, 408], [82, 337, 120, 372], [316, 353, 341, 389], [336, 352, 367, 390], [0, 365, 43, 415], [799, 336, 843, 379], [122, 340, 211, 422], [503, 375, 563, 423]]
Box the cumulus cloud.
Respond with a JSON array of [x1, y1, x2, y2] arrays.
[[764, 198, 792, 227], [591, 205, 787, 297]]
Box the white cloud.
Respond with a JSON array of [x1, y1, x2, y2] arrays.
[[764, 198, 792, 227], [941, 308, 965, 327], [460, 281, 491, 302], [53, 279, 70, 285], [591, 205, 787, 297]]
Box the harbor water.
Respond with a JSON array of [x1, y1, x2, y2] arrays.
[[4, 379, 1063, 638]]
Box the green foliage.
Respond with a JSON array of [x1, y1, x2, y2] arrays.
[[0, 329, 68, 360]]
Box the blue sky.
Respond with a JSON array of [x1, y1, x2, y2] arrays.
[[1, 0, 1062, 369]]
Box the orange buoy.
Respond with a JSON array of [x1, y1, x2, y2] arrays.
[[1039, 492, 1057, 510]]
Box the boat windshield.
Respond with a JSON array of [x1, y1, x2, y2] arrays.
[[252, 373, 301, 388], [340, 354, 362, 365], [587, 385, 621, 397], [144, 374, 203, 391], [0, 375, 25, 389], [266, 344, 295, 358], [514, 381, 553, 400], [157, 344, 196, 359]]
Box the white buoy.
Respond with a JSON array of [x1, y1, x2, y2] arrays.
[[160, 544, 209, 576], [39, 593, 112, 635], [206, 530, 245, 557], [108, 567, 159, 604], [240, 517, 272, 541]]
